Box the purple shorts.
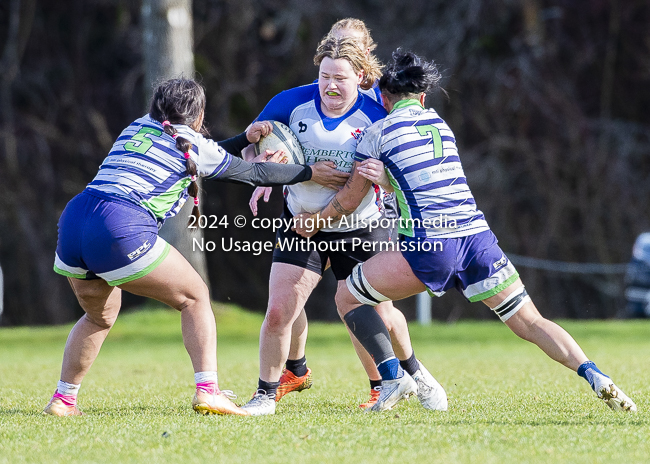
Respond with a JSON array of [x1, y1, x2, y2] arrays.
[[401, 230, 519, 302], [54, 190, 170, 286]]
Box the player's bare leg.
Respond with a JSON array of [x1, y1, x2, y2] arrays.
[[46, 246, 247, 416], [243, 263, 320, 415], [483, 280, 636, 412], [288, 309, 308, 360], [120, 246, 247, 415], [483, 279, 587, 370], [277, 308, 314, 401], [61, 278, 122, 386], [43, 278, 121, 416]]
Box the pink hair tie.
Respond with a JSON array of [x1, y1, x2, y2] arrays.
[[172, 134, 178, 139], [184, 152, 190, 159], [190, 175, 197, 182], [194, 197, 200, 206], [162, 120, 171, 127]]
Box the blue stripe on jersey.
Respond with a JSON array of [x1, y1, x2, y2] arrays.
[[96, 163, 162, 187], [127, 121, 162, 132], [381, 138, 430, 160], [150, 140, 186, 160], [354, 152, 371, 162], [102, 152, 176, 177], [382, 118, 445, 136], [205, 154, 233, 179], [397, 157, 461, 177], [412, 177, 467, 192], [422, 197, 476, 212]]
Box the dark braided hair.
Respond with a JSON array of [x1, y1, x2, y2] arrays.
[[149, 78, 206, 226], [379, 49, 444, 101]]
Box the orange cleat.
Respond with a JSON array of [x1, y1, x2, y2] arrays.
[[359, 386, 382, 409], [276, 368, 313, 402], [192, 388, 249, 416]]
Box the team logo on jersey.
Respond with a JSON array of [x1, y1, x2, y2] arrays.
[[128, 240, 151, 261], [493, 255, 508, 271], [351, 128, 363, 140], [298, 121, 307, 133]]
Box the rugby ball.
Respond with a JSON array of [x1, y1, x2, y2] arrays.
[[254, 121, 305, 165]]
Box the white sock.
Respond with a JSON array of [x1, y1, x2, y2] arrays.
[[194, 371, 218, 385], [57, 380, 81, 396]]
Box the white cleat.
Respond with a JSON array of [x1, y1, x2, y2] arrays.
[[241, 390, 277, 416], [597, 383, 637, 412], [591, 371, 636, 412], [370, 374, 418, 412], [412, 361, 448, 411]]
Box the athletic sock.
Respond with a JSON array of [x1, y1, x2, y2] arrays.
[[399, 352, 419, 377], [194, 371, 219, 394], [55, 380, 80, 405], [56, 380, 81, 397], [377, 358, 404, 380], [285, 356, 308, 377], [369, 379, 382, 390], [577, 361, 609, 391], [343, 305, 398, 381], [258, 379, 280, 397]]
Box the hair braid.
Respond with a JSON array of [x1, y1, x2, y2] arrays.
[[151, 78, 206, 229]]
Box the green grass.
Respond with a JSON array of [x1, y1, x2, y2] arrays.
[[1, 306, 649, 464]]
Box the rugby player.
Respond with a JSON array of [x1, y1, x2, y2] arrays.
[[294, 50, 637, 413]]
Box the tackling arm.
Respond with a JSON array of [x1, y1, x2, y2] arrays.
[[293, 161, 372, 237]]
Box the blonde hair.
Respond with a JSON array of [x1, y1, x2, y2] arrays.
[[314, 36, 382, 91], [328, 18, 377, 53]]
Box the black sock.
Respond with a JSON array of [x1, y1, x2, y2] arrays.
[[343, 305, 395, 365], [400, 351, 419, 377], [257, 379, 280, 397], [369, 379, 382, 390], [285, 356, 308, 377]]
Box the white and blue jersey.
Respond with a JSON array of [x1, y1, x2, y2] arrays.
[[87, 115, 233, 225], [257, 83, 387, 232], [359, 82, 382, 103], [355, 99, 490, 239]]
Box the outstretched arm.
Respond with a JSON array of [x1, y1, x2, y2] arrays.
[[293, 161, 372, 237], [216, 155, 311, 187]]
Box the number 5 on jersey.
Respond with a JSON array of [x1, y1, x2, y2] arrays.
[[416, 124, 442, 159], [124, 127, 163, 154]]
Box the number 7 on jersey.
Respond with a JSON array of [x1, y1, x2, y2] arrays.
[[416, 124, 442, 159]]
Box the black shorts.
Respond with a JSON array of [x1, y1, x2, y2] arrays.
[[272, 202, 397, 281]]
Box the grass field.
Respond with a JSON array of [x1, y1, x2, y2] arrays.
[[1, 305, 649, 464]]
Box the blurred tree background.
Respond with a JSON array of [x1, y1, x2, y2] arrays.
[[0, 0, 649, 326]]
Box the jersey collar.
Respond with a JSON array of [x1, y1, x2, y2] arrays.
[[390, 99, 424, 113]]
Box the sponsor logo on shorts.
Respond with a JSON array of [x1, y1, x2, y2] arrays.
[[128, 240, 151, 261], [493, 255, 507, 271]]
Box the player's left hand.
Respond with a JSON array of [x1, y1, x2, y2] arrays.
[[292, 212, 320, 238], [357, 159, 393, 192], [245, 121, 274, 143]]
